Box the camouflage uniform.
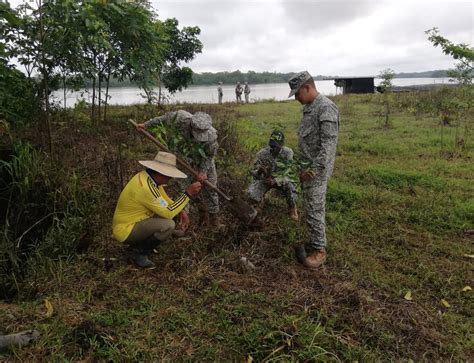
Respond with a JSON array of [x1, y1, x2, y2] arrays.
[[235, 83, 243, 103], [299, 94, 339, 250], [244, 83, 251, 103], [248, 146, 297, 209], [144, 111, 220, 214], [217, 83, 223, 104]]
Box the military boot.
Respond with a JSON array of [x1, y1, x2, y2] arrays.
[[303, 248, 327, 269]]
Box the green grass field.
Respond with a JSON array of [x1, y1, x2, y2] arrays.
[[1, 93, 473, 361]]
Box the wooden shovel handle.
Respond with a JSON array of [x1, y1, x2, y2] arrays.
[[128, 119, 232, 201]]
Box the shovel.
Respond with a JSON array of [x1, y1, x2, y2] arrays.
[[128, 119, 258, 225]]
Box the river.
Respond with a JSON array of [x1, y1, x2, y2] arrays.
[[53, 78, 455, 107]]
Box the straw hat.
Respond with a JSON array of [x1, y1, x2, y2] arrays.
[[138, 152, 187, 178]]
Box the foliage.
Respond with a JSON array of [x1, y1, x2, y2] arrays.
[[149, 122, 207, 161], [2, 0, 202, 125], [192, 70, 297, 86], [426, 27, 474, 85], [0, 97, 473, 360], [274, 156, 311, 184], [378, 68, 395, 127], [0, 2, 41, 124], [160, 18, 202, 94], [0, 63, 41, 124], [447, 63, 473, 86], [378, 68, 395, 92], [0, 142, 96, 300]]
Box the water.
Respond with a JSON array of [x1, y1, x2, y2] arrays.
[[53, 78, 455, 107]]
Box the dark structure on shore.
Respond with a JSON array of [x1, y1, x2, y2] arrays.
[[333, 77, 375, 94]]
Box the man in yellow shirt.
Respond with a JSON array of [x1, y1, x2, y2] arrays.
[[112, 152, 205, 269]]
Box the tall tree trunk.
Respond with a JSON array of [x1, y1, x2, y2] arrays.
[[98, 72, 102, 122], [63, 76, 67, 109], [91, 53, 96, 122], [38, 0, 52, 154], [157, 73, 162, 106], [104, 70, 110, 123], [91, 76, 96, 122]]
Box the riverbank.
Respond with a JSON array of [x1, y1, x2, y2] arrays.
[[54, 77, 456, 107]]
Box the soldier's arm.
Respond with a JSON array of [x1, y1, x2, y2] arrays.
[[284, 147, 294, 161], [144, 111, 177, 128], [251, 151, 268, 179], [314, 105, 339, 173]]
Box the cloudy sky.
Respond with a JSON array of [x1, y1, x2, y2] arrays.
[[151, 0, 473, 76]]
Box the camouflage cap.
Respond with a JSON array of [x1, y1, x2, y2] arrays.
[[191, 112, 213, 141], [269, 130, 284, 148], [288, 71, 313, 98]]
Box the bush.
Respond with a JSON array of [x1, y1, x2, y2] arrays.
[[0, 63, 41, 125], [0, 142, 96, 300]]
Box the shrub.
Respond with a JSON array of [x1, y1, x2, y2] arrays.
[[0, 142, 96, 300], [0, 64, 41, 125]]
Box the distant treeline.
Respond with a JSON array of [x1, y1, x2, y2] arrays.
[[80, 69, 450, 88], [191, 69, 450, 84], [393, 70, 449, 78]]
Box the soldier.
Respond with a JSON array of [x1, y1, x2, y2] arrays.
[[288, 71, 339, 269], [244, 82, 251, 103], [217, 81, 223, 104], [136, 111, 225, 231], [235, 82, 243, 103], [247, 130, 298, 221]]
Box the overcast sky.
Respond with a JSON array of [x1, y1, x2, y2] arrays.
[[151, 0, 473, 76], [7, 0, 473, 76]]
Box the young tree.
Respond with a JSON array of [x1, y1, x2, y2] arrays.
[[138, 18, 202, 105], [378, 68, 395, 127], [160, 19, 202, 94], [0, 3, 40, 124], [426, 27, 473, 85]]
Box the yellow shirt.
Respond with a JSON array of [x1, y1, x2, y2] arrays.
[[112, 170, 190, 242]]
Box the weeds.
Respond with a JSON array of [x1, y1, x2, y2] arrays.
[[0, 142, 96, 300], [1, 91, 473, 361]]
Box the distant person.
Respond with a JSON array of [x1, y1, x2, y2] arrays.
[[248, 130, 298, 221], [217, 81, 223, 104], [235, 82, 243, 103], [288, 71, 339, 269], [136, 111, 225, 231], [244, 82, 251, 103], [112, 152, 205, 269]]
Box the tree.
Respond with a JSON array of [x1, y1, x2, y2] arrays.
[[0, 2, 40, 124], [140, 18, 202, 105], [426, 28, 473, 85], [160, 19, 202, 94], [378, 68, 395, 92], [378, 68, 395, 127]]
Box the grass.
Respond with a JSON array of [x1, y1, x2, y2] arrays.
[[1, 92, 473, 361]]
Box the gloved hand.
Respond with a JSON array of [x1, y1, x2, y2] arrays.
[[300, 169, 317, 183]]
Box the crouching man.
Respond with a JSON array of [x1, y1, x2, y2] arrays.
[[112, 152, 206, 269], [247, 130, 298, 221]]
